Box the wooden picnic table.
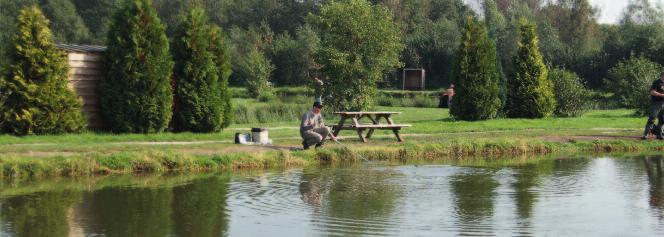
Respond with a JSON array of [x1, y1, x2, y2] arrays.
[[332, 112, 411, 142]]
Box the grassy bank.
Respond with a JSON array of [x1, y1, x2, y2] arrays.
[[0, 105, 660, 179], [2, 136, 664, 179]]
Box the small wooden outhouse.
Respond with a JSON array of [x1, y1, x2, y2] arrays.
[[56, 44, 107, 130], [402, 68, 426, 90]]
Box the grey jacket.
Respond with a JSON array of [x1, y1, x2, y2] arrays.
[[300, 109, 325, 134]]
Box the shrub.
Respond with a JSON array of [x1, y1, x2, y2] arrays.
[[506, 19, 556, 118], [550, 68, 590, 117], [240, 49, 274, 98], [172, 5, 232, 133], [0, 6, 86, 135], [604, 55, 662, 115], [450, 17, 502, 121], [100, 0, 174, 133]]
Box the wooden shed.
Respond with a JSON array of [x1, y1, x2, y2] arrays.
[[402, 68, 426, 90], [56, 44, 107, 130]]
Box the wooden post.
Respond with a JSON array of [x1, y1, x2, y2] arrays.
[[333, 116, 346, 137], [393, 128, 404, 142], [357, 128, 367, 143], [366, 114, 380, 139]]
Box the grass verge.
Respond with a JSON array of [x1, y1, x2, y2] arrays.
[[2, 137, 663, 179]]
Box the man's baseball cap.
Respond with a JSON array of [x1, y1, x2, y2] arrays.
[[313, 101, 324, 108]]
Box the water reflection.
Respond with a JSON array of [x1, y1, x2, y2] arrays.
[[1, 157, 664, 236], [0, 190, 80, 237], [450, 168, 498, 235], [172, 176, 230, 237], [322, 167, 402, 236], [645, 156, 664, 213], [84, 187, 173, 236]]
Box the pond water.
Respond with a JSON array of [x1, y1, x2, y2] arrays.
[[1, 156, 664, 236]]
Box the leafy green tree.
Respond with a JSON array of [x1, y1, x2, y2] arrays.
[[271, 25, 320, 86], [506, 19, 555, 118], [308, 0, 403, 111], [41, 0, 91, 43], [240, 48, 274, 98], [0, 0, 37, 61], [71, 0, 118, 43], [604, 55, 662, 115], [100, 0, 173, 133], [172, 5, 232, 132], [0, 6, 86, 135], [450, 17, 502, 121], [228, 23, 274, 98], [550, 68, 590, 117]]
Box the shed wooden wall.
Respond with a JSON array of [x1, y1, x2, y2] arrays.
[[66, 52, 105, 129]]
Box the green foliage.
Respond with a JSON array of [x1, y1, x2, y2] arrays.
[[271, 25, 320, 86], [550, 68, 590, 117], [100, 0, 173, 133], [506, 19, 556, 118], [172, 5, 232, 133], [450, 17, 502, 121], [241, 48, 274, 98], [40, 0, 91, 43], [309, 0, 403, 111], [0, 6, 86, 135], [228, 24, 275, 98], [71, 0, 118, 43], [604, 55, 662, 115]]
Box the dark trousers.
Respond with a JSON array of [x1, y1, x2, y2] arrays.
[[644, 101, 664, 137]]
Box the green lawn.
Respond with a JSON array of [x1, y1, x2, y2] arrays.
[[0, 106, 647, 155]]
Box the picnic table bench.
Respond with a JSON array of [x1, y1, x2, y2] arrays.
[[332, 112, 411, 142]]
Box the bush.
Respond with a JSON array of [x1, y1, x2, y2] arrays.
[[0, 6, 86, 135], [506, 19, 556, 118], [604, 55, 662, 115], [100, 0, 173, 133], [172, 5, 232, 133], [240, 49, 274, 98], [550, 68, 590, 117], [450, 17, 502, 121]]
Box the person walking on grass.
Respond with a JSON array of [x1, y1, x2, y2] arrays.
[[642, 71, 664, 140], [301, 101, 338, 149]]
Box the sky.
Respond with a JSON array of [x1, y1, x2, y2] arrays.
[[465, 0, 664, 24]]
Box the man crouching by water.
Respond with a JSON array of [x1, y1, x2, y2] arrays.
[[301, 101, 338, 149], [643, 71, 664, 140]]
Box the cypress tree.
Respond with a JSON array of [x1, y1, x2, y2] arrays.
[[506, 19, 556, 118], [172, 5, 232, 132], [100, 0, 173, 133], [449, 17, 502, 121], [0, 6, 86, 135]]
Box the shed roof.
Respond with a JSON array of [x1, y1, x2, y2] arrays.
[[56, 44, 107, 53]]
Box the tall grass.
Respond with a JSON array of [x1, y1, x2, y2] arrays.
[[376, 93, 438, 108], [233, 102, 307, 124], [2, 137, 663, 179]]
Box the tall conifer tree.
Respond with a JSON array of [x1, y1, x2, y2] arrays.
[[172, 5, 232, 132], [0, 6, 86, 135], [450, 17, 502, 121], [506, 19, 555, 118], [100, 0, 173, 133]]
